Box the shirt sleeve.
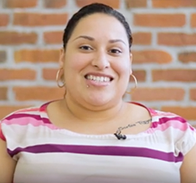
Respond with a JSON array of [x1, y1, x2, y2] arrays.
[[175, 122, 196, 156]]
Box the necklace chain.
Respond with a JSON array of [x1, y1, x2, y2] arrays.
[[115, 118, 152, 135]]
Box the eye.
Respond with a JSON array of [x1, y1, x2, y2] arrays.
[[110, 48, 122, 54], [79, 45, 93, 50]]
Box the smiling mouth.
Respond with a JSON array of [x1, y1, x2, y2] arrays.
[[85, 74, 113, 82]]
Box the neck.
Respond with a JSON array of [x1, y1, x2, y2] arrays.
[[62, 95, 126, 123]]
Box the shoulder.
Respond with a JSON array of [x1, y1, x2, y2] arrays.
[[0, 102, 52, 141], [132, 101, 190, 127], [151, 108, 196, 134], [130, 101, 195, 132], [149, 107, 182, 119], [150, 108, 196, 155], [149, 107, 190, 125], [0, 101, 51, 126], [1, 105, 42, 121]]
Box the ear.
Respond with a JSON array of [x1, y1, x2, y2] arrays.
[[129, 53, 133, 75], [59, 48, 65, 68]]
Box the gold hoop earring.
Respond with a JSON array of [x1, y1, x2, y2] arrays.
[[126, 74, 137, 94], [56, 68, 65, 88]]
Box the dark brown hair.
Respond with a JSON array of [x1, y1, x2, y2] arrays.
[[62, 3, 133, 50]]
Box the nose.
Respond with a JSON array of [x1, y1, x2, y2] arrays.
[[91, 51, 110, 70]]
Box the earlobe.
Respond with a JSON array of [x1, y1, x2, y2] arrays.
[[59, 48, 65, 68], [130, 53, 133, 64], [129, 53, 133, 74]]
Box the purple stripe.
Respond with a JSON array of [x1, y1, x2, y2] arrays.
[[5, 113, 51, 124], [151, 116, 186, 128], [8, 144, 183, 162], [6, 113, 41, 120]]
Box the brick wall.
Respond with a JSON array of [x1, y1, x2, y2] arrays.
[[0, 0, 196, 127]]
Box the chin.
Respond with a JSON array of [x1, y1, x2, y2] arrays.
[[89, 100, 110, 107], [86, 96, 111, 106], [86, 95, 119, 108]]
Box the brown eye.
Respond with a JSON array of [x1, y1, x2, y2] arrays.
[[79, 45, 93, 50], [110, 49, 122, 54]]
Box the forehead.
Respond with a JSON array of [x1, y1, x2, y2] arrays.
[[69, 13, 128, 40]]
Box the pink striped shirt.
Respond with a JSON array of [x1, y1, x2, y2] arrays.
[[0, 102, 196, 183]]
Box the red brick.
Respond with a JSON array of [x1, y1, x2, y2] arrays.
[[190, 89, 196, 101], [0, 87, 8, 100], [191, 14, 196, 28], [134, 14, 185, 27], [0, 32, 37, 45], [132, 70, 146, 82], [152, 0, 196, 7], [161, 106, 196, 121], [14, 13, 68, 26], [0, 69, 36, 81], [43, 31, 63, 44], [152, 69, 196, 82], [44, 0, 67, 8], [0, 14, 9, 26], [4, 0, 38, 8], [178, 52, 196, 63], [13, 87, 64, 101], [132, 50, 172, 64], [132, 32, 152, 45], [42, 68, 58, 80], [0, 105, 31, 119], [75, 0, 120, 9], [158, 33, 196, 46], [126, 71, 146, 97], [125, 0, 147, 8], [0, 51, 7, 63], [132, 87, 185, 101], [14, 49, 60, 63]]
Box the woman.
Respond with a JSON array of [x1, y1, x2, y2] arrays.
[[0, 3, 196, 183]]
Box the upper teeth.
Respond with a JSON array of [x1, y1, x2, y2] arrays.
[[87, 75, 110, 82]]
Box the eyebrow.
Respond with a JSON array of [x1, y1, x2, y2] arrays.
[[72, 35, 126, 45], [72, 35, 94, 41], [109, 39, 126, 45]]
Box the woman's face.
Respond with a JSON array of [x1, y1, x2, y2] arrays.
[[60, 13, 132, 108]]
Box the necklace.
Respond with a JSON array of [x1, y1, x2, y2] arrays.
[[114, 118, 152, 140]]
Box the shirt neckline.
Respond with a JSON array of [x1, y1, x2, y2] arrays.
[[39, 101, 157, 138]]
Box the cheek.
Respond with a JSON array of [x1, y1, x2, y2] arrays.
[[64, 53, 91, 71], [113, 59, 131, 77], [63, 54, 92, 84]]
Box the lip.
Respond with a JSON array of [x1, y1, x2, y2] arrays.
[[84, 72, 114, 87]]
